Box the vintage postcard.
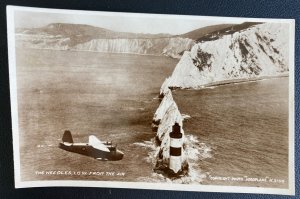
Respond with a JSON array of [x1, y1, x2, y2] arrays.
[[7, 6, 295, 195]]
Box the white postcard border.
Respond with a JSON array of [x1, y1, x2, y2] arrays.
[[6, 5, 296, 195]]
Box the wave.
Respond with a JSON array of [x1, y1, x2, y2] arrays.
[[133, 134, 212, 183]]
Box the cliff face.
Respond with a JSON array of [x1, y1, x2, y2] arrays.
[[71, 37, 195, 57], [160, 23, 289, 94], [162, 38, 195, 58], [16, 33, 194, 58], [153, 22, 290, 177], [73, 38, 156, 54], [15, 24, 194, 58]]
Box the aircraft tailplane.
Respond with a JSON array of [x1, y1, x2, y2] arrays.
[[62, 130, 73, 143]]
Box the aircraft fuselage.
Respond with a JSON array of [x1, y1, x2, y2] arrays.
[[59, 142, 124, 161]]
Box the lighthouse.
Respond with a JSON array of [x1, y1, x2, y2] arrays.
[[169, 122, 183, 173]]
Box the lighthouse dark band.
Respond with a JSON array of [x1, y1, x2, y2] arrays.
[[170, 147, 182, 156]]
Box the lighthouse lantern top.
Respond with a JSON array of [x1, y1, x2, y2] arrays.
[[170, 123, 182, 138]]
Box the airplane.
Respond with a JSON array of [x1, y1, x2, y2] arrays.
[[59, 130, 124, 161]]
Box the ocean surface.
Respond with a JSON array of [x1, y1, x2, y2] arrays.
[[172, 77, 289, 188], [16, 49, 289, 188], [16, 49, 177, 182]]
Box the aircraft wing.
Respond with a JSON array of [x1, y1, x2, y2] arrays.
[[89, 135, 110, 152]]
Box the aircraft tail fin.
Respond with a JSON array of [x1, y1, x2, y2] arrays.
[[62, 130, 73, 143]]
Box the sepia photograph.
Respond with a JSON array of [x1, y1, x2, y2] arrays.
[[7, 6, 295, 195]]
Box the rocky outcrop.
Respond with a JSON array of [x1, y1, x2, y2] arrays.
[[160, 23, 289, 95], [152, 88, 188, 175]]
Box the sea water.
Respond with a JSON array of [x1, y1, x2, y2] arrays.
[[16, 49, 289, 188]]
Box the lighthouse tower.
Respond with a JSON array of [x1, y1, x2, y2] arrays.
[[169, 123, 183, 173]]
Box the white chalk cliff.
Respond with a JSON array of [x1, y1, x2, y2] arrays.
[[152, 89, 188, 172], [153, 22, 290, 176], [162, 38, 195, 59], [15, 25, 194, 58], [160, 23, 289, 95]]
